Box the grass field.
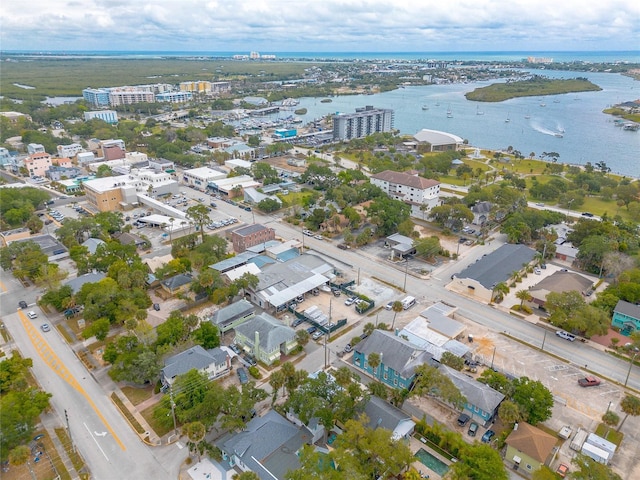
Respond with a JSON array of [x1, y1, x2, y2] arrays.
[[0, 58, 317, 100], [121, 385, 154, 406]]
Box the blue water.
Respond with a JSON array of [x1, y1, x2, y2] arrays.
[[415, 448, 450, 476], [270, 70, 640, 177]]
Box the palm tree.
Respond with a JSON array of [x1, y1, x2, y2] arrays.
[[617, 394, 640, 431], [391, 300, 403, 330], [491, 282, 509, 303], [363, 322, 376, 337], [601, 411, 620, 439], [268, 369, 286, 405], [515, 289, 533, 308], [368, 352, 382, 379]]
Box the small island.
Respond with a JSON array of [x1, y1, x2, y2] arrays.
[[465, 76, 601, 102]]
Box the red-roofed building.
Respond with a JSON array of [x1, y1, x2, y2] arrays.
[[370, 170, 440, 218]]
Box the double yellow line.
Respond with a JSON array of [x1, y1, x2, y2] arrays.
[[19, 311, 126, 451]]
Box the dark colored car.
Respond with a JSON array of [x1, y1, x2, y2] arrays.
[[229, 344, 241, 354], [19, 300, 28, 309], [306, 326, 317, 334], [237, 367, 248, 384], [292, 318, 305, 328], [457, 413, 470, 427], [243, 355, 257, 367], [578, 376, 601, 387], [153, 303, 160, 311], [468, 422, 479, 436], [481, 430, 495, 443]]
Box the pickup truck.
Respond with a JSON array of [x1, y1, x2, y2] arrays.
[[578, 376, 601, 387], [556, 330, 576, 342]]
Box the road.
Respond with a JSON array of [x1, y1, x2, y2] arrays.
[[195, 196, 638, 390], [0, 269, 186, 480]]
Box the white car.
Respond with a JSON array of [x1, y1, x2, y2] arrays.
[[345, 296, 357, 306], [27, 311, 38, 319]]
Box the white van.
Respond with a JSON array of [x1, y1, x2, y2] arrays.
[[401, 296, 416, 310]]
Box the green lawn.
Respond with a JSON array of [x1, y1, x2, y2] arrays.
[[595, 423, 623, 446], [121, 385, 154, 406], [141, 404, 174, 437]]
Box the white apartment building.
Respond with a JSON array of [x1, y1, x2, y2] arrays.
[[370, 170, 441, 218], [108, 88, 156, 106], [27, 143, 46, 155], [57, 143, 84, 158], [181, 167, 226, 190], [84, 110, 118, 124]]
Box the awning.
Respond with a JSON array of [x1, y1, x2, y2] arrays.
[[513, 455, 521, 463]]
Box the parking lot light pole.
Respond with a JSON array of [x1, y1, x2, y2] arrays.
[[541, 330, 547, 351], [624, 350, 639, 387]]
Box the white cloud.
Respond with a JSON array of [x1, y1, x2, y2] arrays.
[[1, 0, 638, 52]]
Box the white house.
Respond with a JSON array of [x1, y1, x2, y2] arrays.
[[370, 170, 440, 218]]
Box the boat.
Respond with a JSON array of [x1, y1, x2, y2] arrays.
[[554, 133, 564, 138], [435, 102, 440, 107], [505, 114, 510, 123], [623, 123, 639, 131], [446, 106, 453, 118], [553, 99, 561, 103], [540, 98, 546, 107], [476, 106, 484, 115], [422, 105, 429, 111]]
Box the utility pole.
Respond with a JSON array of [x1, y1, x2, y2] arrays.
[[490, 347, 497, 370], [65, 409, 76, 453], [169, 386, 178, 436], [541, 330, 547, 351]]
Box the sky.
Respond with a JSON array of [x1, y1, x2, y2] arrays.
[[1, 0, 639, 53]]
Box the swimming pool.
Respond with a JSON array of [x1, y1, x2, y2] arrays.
[[414, 448, 449, 476]]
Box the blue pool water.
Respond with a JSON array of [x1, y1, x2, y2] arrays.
[[415, 448, 450, 476]]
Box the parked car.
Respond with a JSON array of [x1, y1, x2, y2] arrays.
[[581, 212, 594, 218], [332, 288, 341, 297], [344, 344, 352, 353], [534, 267, 541, 275], [385, 301, 394, 310], [556, 464, 569, 478], [468, 422, 479, 436], [19, 300, 28, 309], [237, 367, 249, 384], [312, 331, 324, 340], [345, 296, 357, 306], [457, 413, 470, 426], [314, 235, 323, 240], [578, 376, 601, 387], [556, 330, 576, 341], [153, 303, 160, 311], [40, 324, 51, 332], [291, 318, 305, 328], [229, 344, 241, 354], [481, 430, 495, 443], [27, 311, 38, 319], [306, 326, 317, 335], [243, 355, 257, 367]]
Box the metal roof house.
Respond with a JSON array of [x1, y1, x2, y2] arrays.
[[448, 243, 537, 303], [208, 299, 256, 334], [353, 329, 432, 390], [439, 365, 505, 426], [216, 410, 312, 480], [234, 313, 297, 365], [161, 345, 231, 386]]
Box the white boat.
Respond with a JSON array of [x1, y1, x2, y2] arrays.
[[422, 105, 429, 110], [505, 114, 510, 123], [554, 133, 564, 138], [476, 106, 484, 115], [446, 105, 453, 118]]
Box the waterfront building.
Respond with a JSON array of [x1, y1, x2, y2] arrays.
[[108, 88, 155, 106], [412, 129, 464, 152], [332, 105, 394, 140], [84, 110, 118, 124], [82, 88, 110, 107]]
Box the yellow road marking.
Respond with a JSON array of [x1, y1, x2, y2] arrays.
[[0, 279, 7, 292], [19, 311, 126, 451]]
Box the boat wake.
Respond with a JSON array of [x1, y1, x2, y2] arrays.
[[531, 120, 564, 137]]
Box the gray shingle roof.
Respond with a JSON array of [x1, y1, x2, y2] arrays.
[[457, 243, 536, 289], [363, 396, 411, 432], [614, 299, 640, 319], [161, 273, 193, 291], [440, 365, 505, 413], [161, 345, 228, 380], [235, 313, 295, 352], [210, 299, 255, 328], [218, 410, 310, 480], [355, 330, 430, 378], [64, 272, 106, 293]]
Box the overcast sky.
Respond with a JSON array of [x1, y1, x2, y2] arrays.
[[2, 0, 638, 53]]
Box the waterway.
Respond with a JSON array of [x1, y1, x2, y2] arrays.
[[281, 70, 639, 177]]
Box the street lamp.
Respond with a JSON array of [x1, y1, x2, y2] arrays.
[[490, 346, 497, 370], [541, 330, 547, 351], [624, 349, 639, 387]]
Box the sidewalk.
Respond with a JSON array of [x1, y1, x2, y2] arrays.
[[40, 411, 82, 480]]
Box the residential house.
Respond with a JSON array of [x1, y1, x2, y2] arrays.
[[64, 272, 107, 294], [209, 299, 256, 334], [448, 244, 537, 303], [370, 170, 440, 218], [471, 201, 492, 226], [216, 410, 312, 480], [234, 313, 297, 365], [363, 396, 415, 441], [353, 329, 432, 390], [612, 300, 640, 336], [439, 365, 505, 426], [505, 422, 558, 473], [161, 345, 231, 387], [385, 233, 416, 259], [528, 271, 594, 309], [161, 273, 193, 296], [81, 237, 106, 254]]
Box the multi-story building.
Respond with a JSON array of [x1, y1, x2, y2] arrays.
[[0, 147, 12, 167], [27, 143, 46, 155], [84, 110, 118, 124], [182, 166, 226, 190], [332, 105, 394, 141], [155, 91, 192, 103], [210, 82, 231, 95], [52, 157, 73, 169], [82, 88, 110, 107], [25, 152, 52, 177], [179, 81, 212, 93], [231, 224, 276, 253], [57, 143, 84, 158], [370, 170, 440, 217], [108, 88, 155, 106]]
